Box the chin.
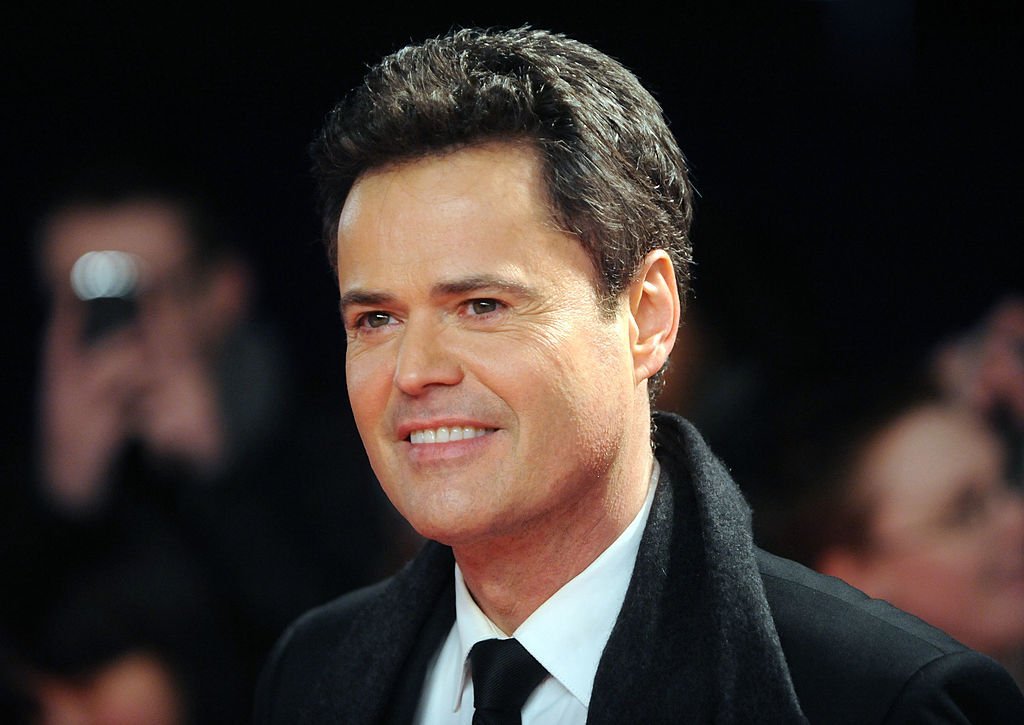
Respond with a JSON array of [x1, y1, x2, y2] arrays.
[[408, 518, 488, 547], [392, 494, 489, 546], [411, 505, 525, 549]]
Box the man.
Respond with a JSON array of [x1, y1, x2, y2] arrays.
[[255, 28, 1024, 723], [36, 176, 253, 511]]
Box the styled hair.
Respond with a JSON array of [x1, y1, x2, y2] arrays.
[[311, 26, 694, 319]]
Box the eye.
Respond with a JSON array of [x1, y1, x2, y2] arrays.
[[356, 311, 397, 329], [465, 299, 504, 316], [942, 483, 997, 531]]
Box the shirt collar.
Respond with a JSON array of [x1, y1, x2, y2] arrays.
[[451, 459, 660, 711]]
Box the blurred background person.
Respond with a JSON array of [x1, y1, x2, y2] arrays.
[[772, 390, 1024, 683], [17, 530, 240, 725], [749, 339, 1024, 688], [37, 168, 256, 509], [1, 161, 414, 723], [36, 170, 256, 513], [659, 298, 1024, 684], [933, 297, 1024, 483]]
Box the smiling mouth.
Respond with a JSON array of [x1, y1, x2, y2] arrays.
[[408, 426, 495, 444]]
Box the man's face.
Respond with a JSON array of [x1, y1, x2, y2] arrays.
[[337, 143, 642, 547]]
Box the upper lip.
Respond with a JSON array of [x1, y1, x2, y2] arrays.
[[395, 419, 496, 441]]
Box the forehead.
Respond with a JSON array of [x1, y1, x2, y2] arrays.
[[336, 143, 596, 292], [42, 201, 193, 289], [860, 406, 1003, 520]]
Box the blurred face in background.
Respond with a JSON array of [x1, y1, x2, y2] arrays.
[[31, 651, 184, 725], [38, 200, 247, 471], [41, 200, 227, 357], [841, 404, 1024, 657]]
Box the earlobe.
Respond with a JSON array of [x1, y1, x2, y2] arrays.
[[629, 250, 680, 384]]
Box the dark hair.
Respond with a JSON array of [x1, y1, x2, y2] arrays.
[[36, 157, 236, 275], [753, 373, 942, 566], [311, 27, 694, 390]]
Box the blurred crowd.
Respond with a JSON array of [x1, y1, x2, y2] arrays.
[[661, 297, 1024, 686], [0, 165, 419, 723], [1, 160, 1021, 724]]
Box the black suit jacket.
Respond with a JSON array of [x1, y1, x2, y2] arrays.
[[255, 414, 1024, 723]]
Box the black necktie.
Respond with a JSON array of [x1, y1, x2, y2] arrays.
[[469, 638, 548, 725]]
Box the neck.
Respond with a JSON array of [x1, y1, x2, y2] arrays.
[[454, 447, 654, 634]]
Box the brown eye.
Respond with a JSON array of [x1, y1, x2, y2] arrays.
[[361, 312, 394, 328], [468, 299, 501, 315]]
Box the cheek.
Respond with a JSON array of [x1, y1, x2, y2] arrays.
[[563, 330, 635, 414], [494, 333, 618, 410], [346, 351, 392, 434], [880, 549, 979, 609], [510, 333, 632, 463]]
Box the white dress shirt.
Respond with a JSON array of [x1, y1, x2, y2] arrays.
[[414, 460, 660, 724]]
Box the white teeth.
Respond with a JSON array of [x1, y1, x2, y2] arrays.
[[408, 426, 491, 444]]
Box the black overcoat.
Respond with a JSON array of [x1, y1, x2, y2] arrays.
[[255, 414, 1024, 723]]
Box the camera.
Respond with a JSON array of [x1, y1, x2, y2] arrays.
[[70, 250, 141, 344]]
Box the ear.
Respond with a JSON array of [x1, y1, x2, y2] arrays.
[[627, 250, 680, 385], [198, 260, 251, 340]]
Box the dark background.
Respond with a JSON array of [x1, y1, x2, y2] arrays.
[[4, 0, 1022, 466]]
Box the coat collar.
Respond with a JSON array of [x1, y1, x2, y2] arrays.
[[302, 541, 455, 724], [587, 413, 805, 723], [304, 413, 805, 723]]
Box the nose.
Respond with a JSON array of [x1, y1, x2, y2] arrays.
[[393, 316, 463, 396]]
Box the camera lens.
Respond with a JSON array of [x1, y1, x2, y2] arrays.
[[70, 250, 140, 301]]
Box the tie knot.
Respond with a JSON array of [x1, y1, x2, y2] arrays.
[[469, 638, 548, 721]]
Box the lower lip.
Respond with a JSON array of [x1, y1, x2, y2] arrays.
[[403, 430, 499, 464]]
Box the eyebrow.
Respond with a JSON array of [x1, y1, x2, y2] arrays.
[[338, 275, 535, 316], [338, 290, 395, 315], [432, 275, 534, 299]]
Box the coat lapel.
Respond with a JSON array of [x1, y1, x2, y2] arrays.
[[301, 542, 455, 724], [589, 414, 806, 723], [301, 414, 804, 723]]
